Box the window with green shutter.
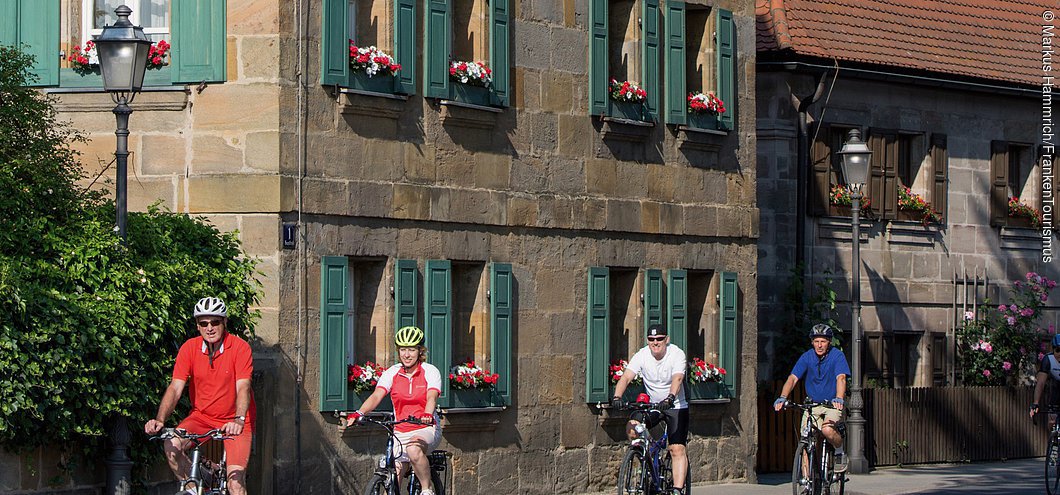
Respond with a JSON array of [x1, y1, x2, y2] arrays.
[[643, 269, 663, 334], [667, 269, 688, 351], [490, 263, 513, 405], [588, 0, 658, 122], [319, 256, 349, 412], [663, 5, 735, 131], [585, 267, 611, 403], [321, 0, 416, 94], [422, 0, 509, 107], [0, 0, 60, 87], [717, 271, 738, 397], [424, 260, 453, 406]]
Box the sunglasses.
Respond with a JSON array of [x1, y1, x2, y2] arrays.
[[647, 336, 666, 342], [197, 319, 224, 328]]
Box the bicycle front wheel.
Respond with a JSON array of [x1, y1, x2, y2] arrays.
[[791, 442, 813, 495], [618, 449, 647, 495], [365, 473, 391, 495], [1047, 432, 1060, 495]]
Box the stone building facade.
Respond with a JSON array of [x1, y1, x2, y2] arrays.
[[2, 0, 759, 492], [755, 0, 1059, 387]]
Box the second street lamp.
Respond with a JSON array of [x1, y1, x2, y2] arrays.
[[94, 4, 152, 242], [837, 128, 872, 474]]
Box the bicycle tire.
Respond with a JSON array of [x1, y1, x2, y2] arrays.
[[661, 452, 691, 495], [1048, 432, 1060, 495], [365, 473, 390, 495], [618, 448, 647, 495], [791, 442, 812, 495]]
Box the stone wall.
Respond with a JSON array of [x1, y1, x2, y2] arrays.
[[756, 70, 1060, 386]]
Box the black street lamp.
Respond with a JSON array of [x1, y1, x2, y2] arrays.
[[94, 6, 150, 494], [837, 128, 872, 474], [94, 4, 151, 242]]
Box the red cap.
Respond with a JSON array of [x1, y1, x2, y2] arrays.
[[636, 393, 651, 403]]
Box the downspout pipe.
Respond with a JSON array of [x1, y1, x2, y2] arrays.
[[793, 70, 831, 292]]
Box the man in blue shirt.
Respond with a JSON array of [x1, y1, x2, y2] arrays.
[[773, 323, 851, 472]]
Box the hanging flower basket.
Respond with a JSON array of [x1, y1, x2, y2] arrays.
[[897, 186, 942, 225], [1008, 196, 1043, 228], [450, 60, 492, 87]]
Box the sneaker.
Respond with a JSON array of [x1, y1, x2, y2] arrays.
[[671, 488, 684, 495], [630, 438, 646, 448], [421, 490, 434, 495], [834, 452, 848, 473]]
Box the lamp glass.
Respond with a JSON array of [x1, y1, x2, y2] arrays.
[[839, 131, 872, 191], [94, 6, 152, 93]]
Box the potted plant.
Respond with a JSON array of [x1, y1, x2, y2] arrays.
[[347, 360, 392, 409], [349, 42, 401, 93], [897, 186, 942, 225], [686, 91, 725, 129], [609, 358, 645, 402], [449, 359, 500, 407], [828, 184, 871, 217], [685, 357, 726, 400], [449, 60, 492, 105], [608, 78, 647, 120], [1008, 196, 1043, 229]]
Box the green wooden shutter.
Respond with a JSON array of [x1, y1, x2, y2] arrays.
[[394, 259, 420, 330], [425, 260, 452, 406], [990, 140, 1009, 227], [715, 8, 734, 131], [586, 267, 610, 403], [320, 256, 349, 411], [667, 269, 687, 352], [172, 0, 226, 84], [641, 0, 659, 119], [489, 0, 510, 106], [490, 263, 513, 405], [643, 269, 663, 335], [718, 271, 738, 397], [588, 0, 608, 116], [663, 0, 685, 125], [809, 124, 832, 216], [0, 0, 16, 48], [18, 0, 59, 86], [868, 131, 886, 218], [321, 0, 349, 86], [423, 0, 450, 98], [394, 0, 417, 93], [932, 134, 948, 222]]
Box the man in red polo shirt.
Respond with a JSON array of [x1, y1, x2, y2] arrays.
[[144, 297, 255, 495]]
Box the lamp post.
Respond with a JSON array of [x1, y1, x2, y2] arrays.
[[94, 6, 151, 494], [837, 128, 872, 474]]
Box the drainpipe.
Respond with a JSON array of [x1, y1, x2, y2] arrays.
[[294, 0, 310, 490], [793, 70, 833, 294]]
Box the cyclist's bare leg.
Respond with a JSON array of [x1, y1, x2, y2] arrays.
[[163, 437, 191, 480], [406, 439, 434, 492], [668, 443, 688, 489], [821, 422, 843, 450], [227, 465, 246, 495]]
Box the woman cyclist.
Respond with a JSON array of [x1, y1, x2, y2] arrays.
[[342, 326, 442, 495]]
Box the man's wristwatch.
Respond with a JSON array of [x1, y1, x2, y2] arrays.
[[234, 415, 246, 422]]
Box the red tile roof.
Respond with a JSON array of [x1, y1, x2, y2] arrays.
[[756, 0, 1047, 87]]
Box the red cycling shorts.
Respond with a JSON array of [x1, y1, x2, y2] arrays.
[[177, 411, 253, 468]]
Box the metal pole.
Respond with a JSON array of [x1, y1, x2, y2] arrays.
[[105, 95, 133, 495], [113, 95, 131, 242], [847, 189, 868, 474]]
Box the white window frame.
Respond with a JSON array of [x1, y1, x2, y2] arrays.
[[82, 0, 171, 52]]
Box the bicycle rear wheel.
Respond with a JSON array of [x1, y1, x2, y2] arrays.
[[791, 442, 813, 495], [1047, 432, 1060, 495], [661, 452, 690, 494], [618, 449, 647, 495]]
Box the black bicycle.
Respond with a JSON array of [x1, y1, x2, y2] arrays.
[[616, 400, 690, 495], [149, 427, 229, 495], [1035, 406, 1060, 495], [342, 411, 451, 495], [784, 399, 846, 495]]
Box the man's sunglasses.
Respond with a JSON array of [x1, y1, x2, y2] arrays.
[[647, 336, 666, 342], [197, 319, 224, 328]]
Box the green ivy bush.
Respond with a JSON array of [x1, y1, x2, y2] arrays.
[[766, 264, 844, 383], [0, 45, 261, 481]]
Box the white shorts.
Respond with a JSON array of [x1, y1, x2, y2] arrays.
[[391, 425, 442, 459]]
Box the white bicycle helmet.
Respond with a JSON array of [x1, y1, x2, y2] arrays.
[[194, 297, 228, 318]]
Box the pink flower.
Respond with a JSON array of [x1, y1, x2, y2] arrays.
[[998, 304, 1007, 312], [1003, 361, 1012, 371], [1022, 308, 1035, 317], [1006, 316, 1017, 326], [963, 311, 975, 321], [983, 369, 992, 377], [981, 341, 993, 353]]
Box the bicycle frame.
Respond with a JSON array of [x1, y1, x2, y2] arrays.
[[629, 406, 673, 493], [150, 428, 228, 495], [787, 400, 843, 495], [352, 412, 451, 495]]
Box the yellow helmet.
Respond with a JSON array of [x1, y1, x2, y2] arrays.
[[395, 325, 424, 347]]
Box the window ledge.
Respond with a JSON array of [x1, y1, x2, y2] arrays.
[[678, 125, 726, 136], [677, 125, 727, 151], [44, 85, 188, 94], [51, 89, 190, 113], [439, 409, 504, 433], [442, 405, 506, 414], [816, 215, 873, 242], [599, 117, 654, 141], [1000, 225, 1047, 251], [688, 398, 731, 405], [438, 101, 501, 129], [886, 220, 942, 247], [338, 90, 407, 119]]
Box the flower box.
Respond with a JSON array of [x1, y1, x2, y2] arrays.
[[349, 71, 395, 93], [1008, 214, 1038, 229], [687, 112, 720, 130], [686, 381, 725, 400], [451, 83, 492, 106], [449, 388, 501, 408], [346, 390, 393, 411], [610, 100, 645, 121]]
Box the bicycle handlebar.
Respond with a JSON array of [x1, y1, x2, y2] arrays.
[[782, 399, 838, 411], [149, 428, 229, 442], [336, 411, 433, 427], [616, 400, 672, 412]]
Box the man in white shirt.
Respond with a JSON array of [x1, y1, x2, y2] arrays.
[[612, 323, 689, 495]]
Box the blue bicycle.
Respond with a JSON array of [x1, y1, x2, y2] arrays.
[[616, 401, 690, 495]]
